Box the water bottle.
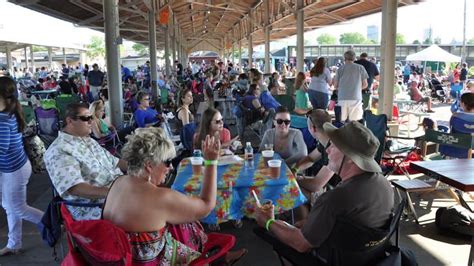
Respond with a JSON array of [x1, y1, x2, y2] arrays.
[[193, 149, 202, 158], [244, 142, 254, 168]]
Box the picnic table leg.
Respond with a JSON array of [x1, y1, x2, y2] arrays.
[[469, 235, 474, 266]]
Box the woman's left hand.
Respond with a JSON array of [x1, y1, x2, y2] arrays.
[[202, 135, 221, 161]]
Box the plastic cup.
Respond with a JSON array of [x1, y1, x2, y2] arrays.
[[260, 199, 273, 212], [268, 159, 282, 178], [190, 157, 203, 175], [264, 144, 274, 151], [262, 150, 274, 166]]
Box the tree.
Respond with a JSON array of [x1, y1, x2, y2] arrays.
[[412, 40, 421, 45], [339, 32, 366, 44], [86, 36, 105, 60], [468, 37, 474, 45], [317, 33, 337, 45], [423, 38, 433, 45], [32, 46, 48, 52], [434, 37, 442, 44], [396, 33, 406, 44], [132, 43, 149, 56]]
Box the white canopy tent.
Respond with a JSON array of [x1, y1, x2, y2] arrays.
[[406, 44, 461, 62]]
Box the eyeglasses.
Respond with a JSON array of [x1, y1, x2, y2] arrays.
[[213, 119, 223, 124], [275, 119, 291, 125], [74, 115, 93, 122], [163, 159, 173, 167]]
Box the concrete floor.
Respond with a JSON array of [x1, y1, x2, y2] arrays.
[[0, 101, 471, 265]]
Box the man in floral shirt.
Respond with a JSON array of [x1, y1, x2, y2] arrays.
[[45, 103, 127, 220]]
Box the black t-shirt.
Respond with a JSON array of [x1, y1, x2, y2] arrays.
[[354, 58, 379, 81], [301, 172, 394, 248], [460, 68, 468, 81]]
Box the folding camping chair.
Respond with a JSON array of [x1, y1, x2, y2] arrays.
[[60, 204, 133, 266], [254, 199, 406, 266], [34, 106, 60, 149], [55, 94, 81, 124]]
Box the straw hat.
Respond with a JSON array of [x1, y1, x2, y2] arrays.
[[323, 121, 381, 173]]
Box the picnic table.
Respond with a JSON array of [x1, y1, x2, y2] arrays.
[[172, 153, 307, 225], [410, 159, 474, 265]]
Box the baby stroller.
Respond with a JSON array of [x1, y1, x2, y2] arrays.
[[428, 79, 447, 103]]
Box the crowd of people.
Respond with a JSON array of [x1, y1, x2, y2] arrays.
[[0, 47, 472, 264]]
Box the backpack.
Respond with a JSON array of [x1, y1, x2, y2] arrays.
[[23, 135, 46, 173], [435, 205, 474, 236], [40, 196, 63, 248]]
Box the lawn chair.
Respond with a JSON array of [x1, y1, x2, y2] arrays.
[[442, 116, 474, 158], [60, 204, 133, 266], [92, 131, 123, 157], [274, 95, 295, 113], [363, 110, 417, 175], [34, 106, 59, 148], [254, 199, 406, 266], [55, 94, 81, 123]]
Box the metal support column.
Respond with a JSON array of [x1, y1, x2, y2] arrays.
[[62, 48, 67, 65], [48, 47, 53, 70], [164, 26, 171, 76], [296, 0, 304, 73], [148, 3, 158, 98], [248, 9, 253, 69], [232, 42, 235, 65], [30, 45, 35, 72], [24, 47, 28, 71], [171, 35, 176, 66], [238, 40, 242, 72], [264, 0, 270, 74], [103, 0, 123, 127], [6, 46, 12, 75], [378, 0, 397, 119]]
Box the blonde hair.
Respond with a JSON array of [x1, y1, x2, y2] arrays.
[[89, 100, 104, 119], [122, 127, 176, 176]]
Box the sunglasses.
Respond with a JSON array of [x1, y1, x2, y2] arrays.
[[275, 119, 291, 125], [163, 159, 173, 167], [213, 119, 223, 124], [74, 115, 93, 122]]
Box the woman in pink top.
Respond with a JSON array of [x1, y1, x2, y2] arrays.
[[194, 108, 239, 150]]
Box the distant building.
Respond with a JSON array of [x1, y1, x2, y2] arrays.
[[367, 25, 379, 43], [423, 27, 433, 42]]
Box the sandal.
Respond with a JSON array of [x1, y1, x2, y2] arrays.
[[0, 247, 21, 256]]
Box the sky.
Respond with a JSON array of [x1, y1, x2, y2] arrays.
[[0, 0, 472, 53]]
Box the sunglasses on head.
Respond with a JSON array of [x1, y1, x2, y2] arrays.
[[74, 115, 93, 122], [275, 119, 291, 125], [163, 159, 173, 167]]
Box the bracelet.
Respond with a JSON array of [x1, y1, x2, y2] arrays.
[[265, 218, 276, 231], [204, 160, 218, 166]]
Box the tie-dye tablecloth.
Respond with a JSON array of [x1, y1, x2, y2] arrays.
[[171, 153, 307, 224]]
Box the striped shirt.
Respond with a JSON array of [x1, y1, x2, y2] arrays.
[[0, 112, 27, 173]]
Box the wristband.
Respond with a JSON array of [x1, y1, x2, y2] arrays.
[[265, 218, 275, 231], [204, 160, 218, 166]]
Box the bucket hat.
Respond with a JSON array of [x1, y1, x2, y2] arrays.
[[323, 121, 381, 172]]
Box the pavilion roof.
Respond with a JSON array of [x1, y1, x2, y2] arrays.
[[8, 0, 421, 54]]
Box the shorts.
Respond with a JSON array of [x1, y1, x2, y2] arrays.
[[338, 100, 363, 122]]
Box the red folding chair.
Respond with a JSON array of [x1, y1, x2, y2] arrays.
[[60, 204, 132, 266]]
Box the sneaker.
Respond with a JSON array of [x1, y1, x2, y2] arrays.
[[0, 247, 21, 256]]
